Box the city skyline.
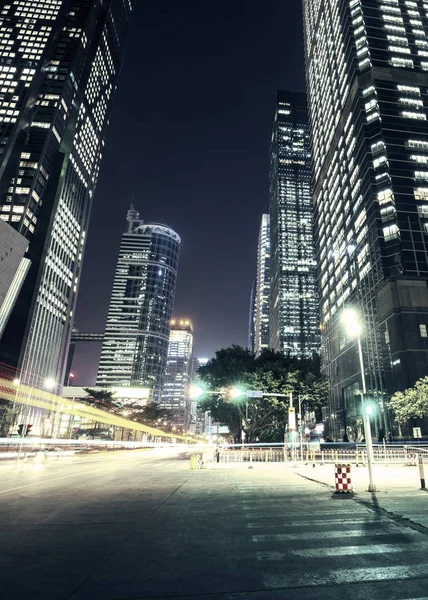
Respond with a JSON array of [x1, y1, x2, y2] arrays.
[[254, 214, 270, 355], [97, 207, 180, 402], [269, 90, 319, 358], [0, 0, 132, 391], [304, 0, 428, 440], [160, 319, 193, 426], [70, 1, 306, 383]]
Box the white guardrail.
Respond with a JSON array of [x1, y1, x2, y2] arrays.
[[217, 444, 428, 465]]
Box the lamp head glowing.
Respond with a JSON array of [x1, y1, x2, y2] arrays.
[[364, 403, 375, 416], [189, 384, 204, 399], [44, 378, 56, 390], [341, 308, 362, 337], [229, 387, 246, 400]]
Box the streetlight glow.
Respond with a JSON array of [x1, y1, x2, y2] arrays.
[[13, 378, 20, 386], [229, 387, 245, 399], [189, 384, 204, 399], [44, 378, 56, 390], [341, 308, 362, 337]]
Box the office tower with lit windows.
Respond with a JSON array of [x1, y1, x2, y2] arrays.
[[248, 280, 256, 353], [269, 90, 318, 358], [160, 319, 193, 427], [0, 1, 132, 392], [304, 0, 428, 440], [254, 214, 270, 355], [97, 207, 180, 402], [0, 220, 28, 338], [189, 356, 208, 434]]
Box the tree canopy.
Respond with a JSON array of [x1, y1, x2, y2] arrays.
[[197, 346, 328, 442], [389, 376, 428, 423], [82, 389, 172, 428]]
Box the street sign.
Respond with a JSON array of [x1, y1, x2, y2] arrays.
[[288, 407, 296, 431], [205, 426, 229, 434], [246, 390, 263, 398], [413, 427, 422, 439]]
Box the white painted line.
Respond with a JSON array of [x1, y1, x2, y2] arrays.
[[246, 518, 378, 528], [257, 542, 428, 559], [252, 527, 421, 542], [263, 563, 428, 589]]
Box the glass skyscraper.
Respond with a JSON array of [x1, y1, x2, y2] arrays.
[[269, 90, 318, 358], [97, 207, 180, 403], [304, 0, 428, 440], [160, 319, 193, 427], [0, 1, 132, 392], [254, 214, 270, 355]]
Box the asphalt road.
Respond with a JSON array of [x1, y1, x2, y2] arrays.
[[1, 448, 428, 600]]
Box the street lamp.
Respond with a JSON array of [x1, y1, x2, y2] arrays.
[[189, 384, 205, 399], [229, 387, 245, 399], [341, 308, 376, 492], [44, 378, 56, 390]]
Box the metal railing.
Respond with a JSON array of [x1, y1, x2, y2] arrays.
[[218, 445, 428, 465]]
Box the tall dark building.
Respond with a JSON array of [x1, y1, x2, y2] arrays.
[[97, 207, 180, 402], [254, 214, 270, 355], [304, 0, 428, 440], [160, 319, 193, 427], [0, 1, 132, 391], [248, 280, 256, 353], [269, 90, 318, 358]]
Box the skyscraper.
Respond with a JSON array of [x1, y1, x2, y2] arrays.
[[254, 214, 270, 355], [0, 1, 132, 391], [189, 356, 208, 434], [97, 207, 180, 402], [269, 90, 318, 358], [160, 319, 193, 427], [303, 0, 428, 439], [248, 280, 256, 353], [0, 220, 28, 339]]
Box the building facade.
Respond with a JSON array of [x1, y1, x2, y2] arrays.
[[269, 90, 318, 357], [0, 1, 132, 392], [303, 0, 428, 440], [0, 220, 28, 338], [160, 319, 193, 427], [97, 207, 180, 402], [254, 214, 270, 355], [189, 356, 208, 435], [248, 280, 256, 353]]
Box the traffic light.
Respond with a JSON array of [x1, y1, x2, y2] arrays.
[[17, 424, 32, 436]]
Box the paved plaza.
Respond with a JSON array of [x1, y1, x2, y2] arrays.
[[1, 448, 428, 600]]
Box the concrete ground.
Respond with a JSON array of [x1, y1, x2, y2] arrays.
[[1, 447, 428, 600]]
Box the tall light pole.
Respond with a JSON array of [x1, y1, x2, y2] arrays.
[[341, 308, 376, 492]]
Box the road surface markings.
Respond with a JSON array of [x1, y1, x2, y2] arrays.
[[257, 542, 428, 559], [243, 509, 370, 519], [252, 527, 420, 542], [246, 517, 378, 528], [263, 564, 428, 589]]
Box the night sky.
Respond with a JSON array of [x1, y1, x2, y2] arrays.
[[71, 0, 305, 385]]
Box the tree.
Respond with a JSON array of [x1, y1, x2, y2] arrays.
[[197, 346, 328, 443], [389, 376, 428, 423], [0, 399, 19, 437], [129, 403, 172, 426], [82, 388, 119, 410]]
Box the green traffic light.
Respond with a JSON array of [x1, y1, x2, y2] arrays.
[[364, 403, 375, 416]]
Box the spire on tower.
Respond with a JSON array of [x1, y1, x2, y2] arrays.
[[126, 202, 140, 232]]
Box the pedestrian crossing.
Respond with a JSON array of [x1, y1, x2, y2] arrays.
[[235, 476, 428, 598]]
